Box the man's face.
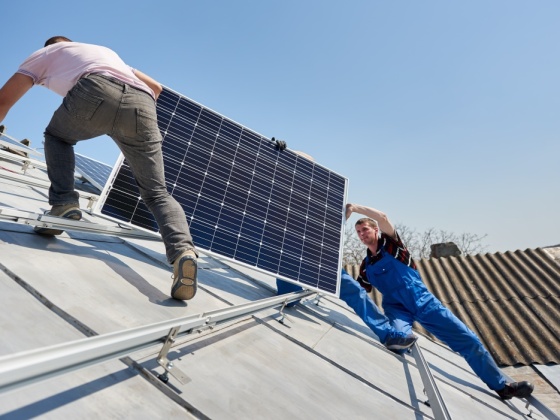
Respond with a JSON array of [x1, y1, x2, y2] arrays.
[[355, 223, 378, 246]]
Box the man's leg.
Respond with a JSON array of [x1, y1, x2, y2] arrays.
[[339, 270, 416, 349], [109, 79, 197, 299], [38, 76, 117, 234], [416, 297, 507, 391], [44, 134, 80, 206], [108, 81, 196, 264], [37, 133, 83, 235], [44, 76, 111, 206], [384, 305, 416, 354], [392, 289, 532, 398]]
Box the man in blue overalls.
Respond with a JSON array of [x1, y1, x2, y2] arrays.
[[346, 202, 533, 400]]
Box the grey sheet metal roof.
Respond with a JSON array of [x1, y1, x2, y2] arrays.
[[345, 247, 560, 367], [0, 150, 558, 419]]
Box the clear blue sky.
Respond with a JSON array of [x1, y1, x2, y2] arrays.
[[2, 1, 559, 253]]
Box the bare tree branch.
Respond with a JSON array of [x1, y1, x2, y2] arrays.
[[342, 221, 366, 265], [343, 221, 488, 262]]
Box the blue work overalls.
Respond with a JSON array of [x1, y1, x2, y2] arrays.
[[364, 249, 506, 391]]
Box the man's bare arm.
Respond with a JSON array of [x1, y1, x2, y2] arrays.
[[0, 73, 34, 123], [133, 69, 163, 100], [345, 203, 397, 239]]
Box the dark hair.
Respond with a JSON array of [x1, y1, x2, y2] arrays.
[[44, 36, 72, 47]]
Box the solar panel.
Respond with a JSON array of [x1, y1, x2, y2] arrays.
[[96, 88, 347, 296], [0, 133, 42, 157], [74, 153, 114, 193]]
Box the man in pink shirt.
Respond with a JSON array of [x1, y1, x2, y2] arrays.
[[0, 36, 198, 301]]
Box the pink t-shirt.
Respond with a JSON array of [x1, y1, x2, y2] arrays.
[[17, 42, 154, 98]]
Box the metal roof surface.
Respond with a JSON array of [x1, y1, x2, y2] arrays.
[[0, 149, 559, 419]]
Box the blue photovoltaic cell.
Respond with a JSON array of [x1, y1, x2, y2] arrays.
[[74, 153, 113, 193], [98, 88, 347, 295]]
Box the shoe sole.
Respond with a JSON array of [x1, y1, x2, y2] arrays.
[[171, 255, 198, 300], [34, 210, 82, 236], [498, 387, 534, 400], [386, 336, 418, 350]]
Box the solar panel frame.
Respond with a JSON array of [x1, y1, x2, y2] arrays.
[[74, 152, 114, 193], [94, 87, 347, 296], [0, 133, 42, 157]]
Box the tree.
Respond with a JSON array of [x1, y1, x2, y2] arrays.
[[342, 221, 488, 264], [342, 223, 366, 265]]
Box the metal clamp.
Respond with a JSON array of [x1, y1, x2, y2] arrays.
[[156, 326, 191, 385], [86, 196, 98, 210], [21, 160, 31, 175], [314, 294, 324, 306], [277, 301, 291, 325]]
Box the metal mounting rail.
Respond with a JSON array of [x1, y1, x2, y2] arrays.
[[0, 149, 48, 173], [0, 207, 160, 240], [0, 289, 316, 393], [410, 343, 452, 420]]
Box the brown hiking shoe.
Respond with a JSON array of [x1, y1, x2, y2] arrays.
[[34, 203, 82, 236], [171, 250, 198, 300]]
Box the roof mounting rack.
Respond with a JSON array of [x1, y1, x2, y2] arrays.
[[411, 343, 452, 419], [0, 207, 159, 240], [0, 289, 316, 394], [0, 149, 47, 174]]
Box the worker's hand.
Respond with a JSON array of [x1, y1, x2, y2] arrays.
[[272, 137, 287, 151], [345, 203, 353, 220]]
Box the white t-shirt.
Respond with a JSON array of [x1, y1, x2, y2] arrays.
[[17, 42, 154, 98]]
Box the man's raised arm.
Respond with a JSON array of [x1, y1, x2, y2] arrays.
[[345, 203, 397, 239], [0, 73, 34, 123]]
